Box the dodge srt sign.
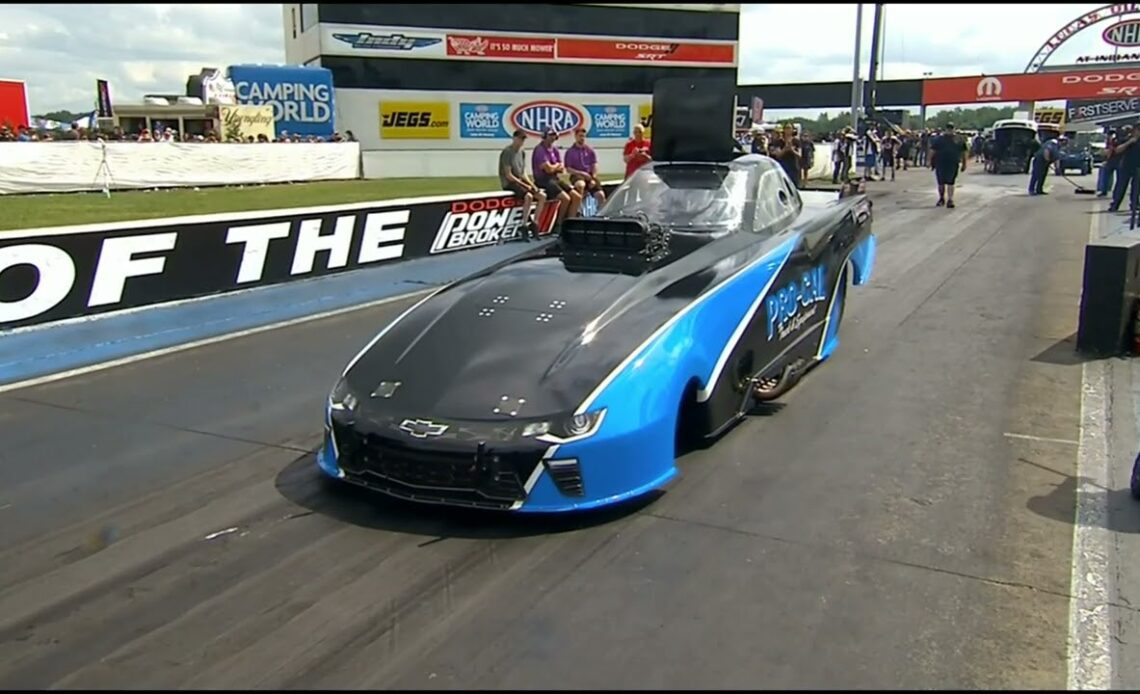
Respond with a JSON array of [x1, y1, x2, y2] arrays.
[[922, 67, 1140, 105]]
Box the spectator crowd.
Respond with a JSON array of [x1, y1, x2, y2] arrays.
[[0, 122, 357, 144], [742, 124, 955, 186]]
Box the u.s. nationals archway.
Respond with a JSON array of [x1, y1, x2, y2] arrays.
[[1025, 3, 1140, 73]]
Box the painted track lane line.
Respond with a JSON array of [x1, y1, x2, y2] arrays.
[[1067, 206, 1113, 690], [0, 288, 432, 396], [1003, 432, 1079, 446], [1071, 359, 1112, 690]]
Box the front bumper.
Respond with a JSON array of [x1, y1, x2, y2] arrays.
[[316, 408, 678, 513], [320, 418, 544, 510]]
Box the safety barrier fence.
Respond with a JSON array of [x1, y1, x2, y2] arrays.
[[0, 142, 362, 195], [0, 140, 851, 196]]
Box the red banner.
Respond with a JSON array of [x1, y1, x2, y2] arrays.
[[555, 37, 735, 65], [446, 34, 556, 60], [0, 79, 29, 130], [922, 68, 1140, 105]]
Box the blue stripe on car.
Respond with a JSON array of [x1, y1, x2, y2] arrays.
[[849, 232, 876, 287], [818, 232, 877, 361], [519, 233, 801, 512]]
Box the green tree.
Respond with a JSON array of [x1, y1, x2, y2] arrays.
[[925, 106, 1016, 130], [782, 105, 1017, 135], [31, 110, 86, 124]]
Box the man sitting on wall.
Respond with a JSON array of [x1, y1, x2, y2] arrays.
[[532, 128, 581, 228], [565, 127, 606, 216], [499, 129, 544, 241]]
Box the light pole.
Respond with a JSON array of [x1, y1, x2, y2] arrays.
[[867, 3, 884, 120], [919, 71, 932, 129], [851, 3, 863, 131], [878, 4, 887, 82]]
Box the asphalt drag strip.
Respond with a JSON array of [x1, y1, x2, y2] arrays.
[[0, 167, 1096, 688]]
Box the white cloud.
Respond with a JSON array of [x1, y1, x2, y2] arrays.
[[741, 3, 1110, 83], [0, 2, 1124, 118], [0, 3, 282, 115]]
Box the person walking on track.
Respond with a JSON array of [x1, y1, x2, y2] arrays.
[[929, 122, 967, 208]]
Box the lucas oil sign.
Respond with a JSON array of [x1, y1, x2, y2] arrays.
[[227, 64, 336, 138]]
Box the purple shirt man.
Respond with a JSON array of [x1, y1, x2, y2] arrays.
[[532, 132, 562, 183]]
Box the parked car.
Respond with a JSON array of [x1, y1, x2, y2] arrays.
[[1090, 141, 1108, 164], [1055, 146, 1094, 176]]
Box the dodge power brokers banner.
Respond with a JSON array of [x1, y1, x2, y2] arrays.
[[0, 192, 560, 330]]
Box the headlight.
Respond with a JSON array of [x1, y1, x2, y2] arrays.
[[328, 377, 359, 413], [522, 408, 607, 441]]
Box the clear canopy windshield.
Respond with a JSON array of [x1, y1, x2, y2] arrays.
[[599, 163, 753, 230]]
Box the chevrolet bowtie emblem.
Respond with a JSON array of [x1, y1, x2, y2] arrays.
[[399, 418, 449, 438]]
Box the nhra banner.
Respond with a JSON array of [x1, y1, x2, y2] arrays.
[[0, 185, 622, 329]]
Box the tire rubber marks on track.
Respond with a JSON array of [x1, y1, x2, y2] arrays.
[[1067, 209, 1113, 690]]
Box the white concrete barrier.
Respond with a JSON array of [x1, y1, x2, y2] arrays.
[[0, 141, 362, 195]]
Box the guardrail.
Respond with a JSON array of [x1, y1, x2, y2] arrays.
[[0, 185, 594, 331], [0, 141, 362, 195]]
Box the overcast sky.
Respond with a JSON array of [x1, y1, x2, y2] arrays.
[[0, 2, 1113, 118]]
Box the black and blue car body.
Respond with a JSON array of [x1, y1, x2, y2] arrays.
[[317, 79, 877, 513]]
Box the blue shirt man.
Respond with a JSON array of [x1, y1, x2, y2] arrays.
[[1036, 137, 1061, 163], [1029, 136, 1061, 196]]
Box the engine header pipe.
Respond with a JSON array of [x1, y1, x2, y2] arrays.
[[850, 3, 863, 131]]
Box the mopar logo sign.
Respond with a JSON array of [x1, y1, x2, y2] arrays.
[[1104, 20, 1140, 47], [228, 64, 336, 138], [584, 105, 630, 138], [509, 100, 585, 137], [766, 264, 828, 341], [332, 32, 441, 51], [459, 103, 511, 138]]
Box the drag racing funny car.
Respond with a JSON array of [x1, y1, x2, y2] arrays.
[[317, 78, 877, 512]]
